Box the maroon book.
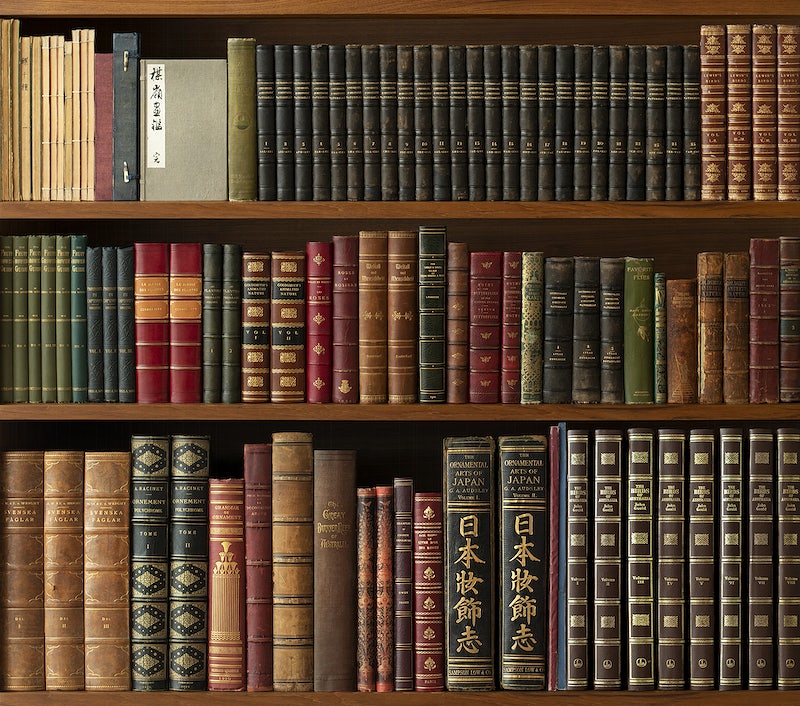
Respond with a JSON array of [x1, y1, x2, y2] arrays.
[[332, 235, 359, 403], [93, 53, 113, 201], [306, 241, 332, 403], [501, 251, 522, 403], [469, 251, 503, 403], [750, 237, 780, 403], [244, 443, 273, 691], [375, 485, 394, 692], [780, 236, 800, 402], [446, 241, 469, 403], [357, 487, 377, 691], [413, 492, 444, 692], [169, 243, 202, 403], [134, 242, 170, 402]]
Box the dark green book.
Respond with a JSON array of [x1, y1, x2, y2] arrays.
[[0, 237, 12, 402], [418, 225, 446, 403], [202, 243, 222, 403], [117, 246, 135, 403], [12, 235, 28, 402], [55, 235, 72, 403], [70, 234, 88, 402], [623, 256, 654, 403], [102, 246, 119, 402], [221, 243, 242, 403], [40, 235, 57, 402], [27, 235, 42, 403], [653, 271, 667, 404], [86, 245, 104, 402]]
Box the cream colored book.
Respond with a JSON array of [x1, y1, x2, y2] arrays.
[[48, 35, 58, 201], [10, 19, 20, 200], [63, 40, 72, 202], [71, 28, 80, 200], [1, 20, 11, 200], [41, 35, 51, 201], [79, 28, 88, 201], [86, 28, 95, 200], [19, 36, 32, 201], [55, 35, 65, 201], [31, 35, 42, 201]]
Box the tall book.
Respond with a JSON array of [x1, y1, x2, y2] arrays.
[[446, 240, 469, 403], [500, 251, 522, 403], [469, 251, 503, 403], [726, 25, 752, 200], [623, 256, 654, 403], [396, 44, 414, 200], [1, 238, 14, 402], [498, 434, 548, 690], [274, 45, 294, 200], [375, 485, 395, 692], [345, 44, 363, 201], [431, 45, 450, 201], [554, 45, 574, 201], [94, 53, 113, 201], [40, 235, 56, 402], [723, 251, 749, 403], [362, 44, 381, 201], [293, 44, 312, 201], [749, 237, 780, 403], [449, 45, 468, 200], [202, 243, 222, 402], [548, 423, 563, 691], [484, 45, 501, 201], [101, 246, 119, 401], [626, 45, 646, 200], [572, 255, 600, 403], [270, 251, 306, 402], [241, 252, 271, 403], [272, 432, 314, 691], [780, 235, 800, 401], [117, 245, 136, 403], [543, 256, 574, 403], [134, 242, 170, 403], [590, 45, 610, 201], [599, 257, 624, 403], [207, 478, 246, 691], [683, 45, 702, 200], [520, 250, 544, 404], [86, 246, 103, 402], [752, 25, 778, 201], [443, 436, 495, 690], [700, 25, 727, 199], [645, 45, 667, 200], [256, 44, 277, 201], [305, 241, 331, 403], [112, 32, 141, 200], [608, 45, 628, 200], [501, 44, 520, 201], [419, 225, 447, 403], [169, 242, 202, 403], [380, 45, 397, 201], [387, 231, 417, 403], [393, 477, 414, 691], [227, 38, 257, 201], [70, 234, 88, 402], [664, 45, 683, 200], [359, 231, 388, 403], [11, 235, 28, 402], [666, 278, 698, 403], [357, 486, 377, 691], [537, 45, 556, 201], [221, 243, 242, 403], [27, 235, 41, 403], [313, 450, 357, 691], [573, 44, 592, 200], [332, 234, 359, 403], [778, 26, 800, 201]]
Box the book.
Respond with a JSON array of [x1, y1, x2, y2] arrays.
[[520, 250, 544, 404], [201, 244, 222, 402], [117, 246, 136, 403], [537, 45, 556, 200], [645, 45, 666, 200], [134, 242, 170, 403], [70, 234, 88, 402], [241, 252, 271, 403], [520, 44, 538, 201], [357, 486, 377, 691], [431, 45, 450, 201], [466, 46, 486, 201], [683, 44, 702, 200], [256, 44, 276, 201], [40, 235, 56, 401], [752, 25, 778, 201], [293, 44, 312, 201], [554, 45, 574, 201], [726, 25, 752, 200], [543, 256, 574, 403], [469, 251, 503, 403], [608, 45, 628, 201], [312, 45, 331, 201], [387, 230, 417, 403], [221, 243, 242, 403], [780, 235, 800, 401], [590, 45, 610, 201], [446, 240, 469, 403], [362, 44, 381, 201], [227, 38, 257, 201], [548, 423, 562, 691], [749, 237, 780, 403], [345, 44, 363, 201], [102, 246, 119, 401], [599, 257, 624, 403], [501, 44, 520, 201], [623, 256, 654, 403], [375, 485, 394, 691], [169, 243, 202, 403], [723, 251, 749, 403], [112, 32, 141, 200], [778, 26, 800, 201], [11, 235, 27, 402], [501, 251, 522, 403], [664, 45, 683, 200], [571, 255, 600, 403], [27, 235, 41, 403], [573, 44, 591, 200], [393, 477, 414, 691], [86, 245, 103, 401], [305, 243, 331, 403], [270, 250, 306, 402], [665, 278, 698, 403], [700, 25, 726, 200], [484, 45, 502, 201], [655, 271, 667, 403], [332, 234, 359, 403], [418, 225, 447, 403], [626, 45, 646, 200], [55, 235, 70, 400], [358, 231, 388, 402], [94, 53, 113, 200], [396, 45, 415, 201], [449, 45, 468, 201], [274, 45, 294, 200]]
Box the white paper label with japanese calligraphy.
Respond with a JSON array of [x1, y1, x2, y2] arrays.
[[146, 63, 166, 168]]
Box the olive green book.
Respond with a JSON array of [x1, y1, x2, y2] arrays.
[[12, 235, 28, 402], [227, 38, 257, 201], [41, 235, 57, 402], [0, 237, 12, 403], [623, 256, 654, 403], [70, 234, 88, 402], [55, 234, 72, 403], [27, 235, 42, 403]]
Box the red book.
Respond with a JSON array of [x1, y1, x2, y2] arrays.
[[412, 492, 444, 692], [750, 237, 780, 403], [244, 443, 272, 691], [306, 241, 333, 403], [357, 487, 377, 691], [501, 250, 522, 403], [387, 231, 418, 404], [469, 251, 503, 403], [169, 242, 202, 403], [375, 485, 394, 692], [332, 234, 359, 403], [134, 242, 170, 402], [208, 478, 246, 691], [93, 53, 113, 201]]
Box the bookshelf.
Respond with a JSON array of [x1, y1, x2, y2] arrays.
[[2, 0, 800, 702]]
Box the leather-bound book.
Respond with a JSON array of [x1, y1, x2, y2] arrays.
[[548, 423, 563, 691], [168, 436, 210, 691], [700, 25, 727, 200], [375, 485, 395, 691], [645, 45, 666, 201], [412, 45, 432, 201], [306, 242, 331, 403], [359, 231, 388, 402], [484, 45, 502, 201], [750, 237, 780, 403], [112, 32, 141, 200], [244, 443, 273, 691], [466, 45, 485, 201], [778, 26, 800, 201], [272, 432, 314, 691], [208, 478, 246, 691], [27, 236, 41, 402], [134, 242, 169, 403], [753, 25, 778, 201], [362, 44, 381, 201], [393, 478, 413, 691], [498, 434, 548, 690], [87, 245, 103, 401], [726, 26, 752, 200], [220, 244, 243, 402], [501, 44, 520, 201], [683, 44, 701, 200], [70, 234, 88, 402], [431, 45, 451, 202], [449, 45, 468, 201], [626, 45, 646, 200], [130, 435, 170, 691], [607, 45, 628, 200], [664, 45, 683, 200], [84, 451, 131, 690], [12, 235, 28, 402], [256, 44, 277, 201], [599, 256, 624, 403], [274, 44, 294, 201], [40, 235, 56, 402], [396, 45, 415, 201], [227, 38, 257, 201], [446, 240, 469, 403], [443, 436, 495, 690], [94, 53, 113, 201], [590, 45, 609, 201], [332, 234, 359, 403], [666, 278, 698, 403], [387, 231, 417, 403], [654, 272, 667, 403], [656, 429, 686, 689], [311, 44, 331, 201], [554, 45, 574, 201], [519, 44, 538, 201], [329, 44, 346, 201], [748, 428, 775, 689], [501, 251, 522, 403], [623, 256, 654, 403], [313, 450, 357, 691], [380, 44, 399, 201], [102, 246, 119, 401], [0, 451, 44, 691], [520, 250, 544, 404], [345, 44, 364, 201], [626, 428, 655, 689], [469, 251, 503, 403], [780, 236, 800, 401], [687, 428, 716, 689], [43, 451, 84, 690], [537, 44, 556, 201], [117, 245, 135, 403], [416, 226, 446, 403], [241, 252, 271, 403], [573, 44, 592, 201], [270, 251, 306, 402], [592, 429, 623, 689], [169, 243, 202, 403], [572, 255, 600, 403], [293, 45, 312, 201], [357, 487, 377, 691], [723, 251, 749, 403], [202, 243, 223, 402], [542, 256, 574, 403]]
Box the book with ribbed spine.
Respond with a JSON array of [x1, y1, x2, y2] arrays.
[[169, 243, 202, 403], [358, 231, 388, 403], [723, 251, 749, 403], [543, 256, 574, 403], [274, 45, 293, 201], [537, 45, 556, 201], [780, 236, 800, 401], [572, 255, 600, 403], [293, 45, 312, 201], [117, 246, 135, 402], [270, 251, 306, 402], [664, 45, 683, 200], [599, 257, 624, 403], [419, 226, 446, 403], [241, 252, 271, 403], [700, 25, 727, 199], [520, 250, 544, 404], [380, 44, 398, 201], [778, 26, 800, 201], [484, 45, 501, 201], [573, 44, 591, 200], [256, 44, 276, 201], [726, 26, 752, 200], [750, 237, 780, 402], [666, 278, 698, 403], [329, 44, 346, 201], [70, 234, 88, 402], [446, 240, 469, 403], [623, 256, 654, 403], [590, 45, 609, 201], [345, 44, 363, 201], [302, 242, 329, 399], [449, 45, 467, 201], [12, 235, 28, 402], [752, 25, 778, 200], [55, 235, 72, 401], [396, 45, 414, 201], [608, 45, 627, 201], [554, 45, 574, 201], [466, 46, 485, 201], [375, 485, 394, 692], [202, 244, 222, 402], [501, 251, 522, 403], [357, 486, 377, 691], [388, 231, 417, 403], [683, 44, 701, 200], [227, 38, 257, 201], [332, 234, 359, 403], [134, 242, 169, 403], [393, 477, 413, 691], [645, 45, 667, 200], [520, 45, 538, 201], [87, 245, 103, 401], [469, 251, 503, 403], [222, 244, 242, 403], [102, 246, 119, 401], [501, 44, 520, 201], [626, 45, 646, 200], [431, 45, 450, 202], [362, 44, 381, 201]]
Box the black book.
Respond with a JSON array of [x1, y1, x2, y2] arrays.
[[542, 256, 574, 404], [311, 44, 331, 201], [413, 45, 433, 200], [590, 45, 610, 201], [645, 45, 667, 201], [571, 255, 600, 403], [665, 45, 684, 200], [554, 45, 575, 201], [112, 32, 141, 201], [449, 45, 468, 201], [345, 44, 364, 201], [221, 244, 242, 403], [484, 45, 502, 201], [537, 45, 556, 201], [293, 44, 312, 200], [202, 243, 222, 403], [466, 45, 486, 201], [431, 45, 451, 201], [501, 44, 520, 200], [86, 246, 103, 402], [397, 45, 415, 201], [573, 45, 592, 201], [256, 44, 277, 200], [362, 44, 381, 201], [102, 246, 119, 402], [275, 44, 294, 200], [599, 256, 624, 403], [329, 44, 347, 201], [519, 45, 538, 201], [626, 45, 646, 200], [682, 44, 701, 200], [608, 45, 628, 200], [380, 44, 398, 201]]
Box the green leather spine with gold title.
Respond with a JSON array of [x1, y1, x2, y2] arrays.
[[443, 436, 495, 691], [0, 237, 13, 402], [26, 236, 41, 402], [70, 234, 88, 402], [55, 235, 72, 401], [623, 256, 654, 403], [418, 225, 446, 403], [12, 235, 28, 402], [40, 235, 56, 402], [86, 246, 104, 402]]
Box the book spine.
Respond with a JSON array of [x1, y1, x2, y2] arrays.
[[112, 32, 140, 200], [665, 278, 698, 403], [26, 236, 41, 403], [94, 52, 112, 200], [313, 449, 357, 691], [449, 45, 468, 201], [778, 427, 800, 688], [654, 271, 667, 404], [571, 255, 600, 403], [102, 246, 119, 402], [293, 45, 312, 201], [380, 44, 399, 201], [169, 243, 202, 403], [393, 477, 413, 691], [56, 235, 72, 401], [750, 237, 780, 402], [375, 485, 394, 692], [357, 486, 377, 691], [700, 25, 727, 200], [358, 231, 388, 402], [256, 44, 277, 201], [202, 244, 222, 402], [329, 45, 347, 201], [501, 250, 522, 403], [466, 46, 486, 201], [573, 45, 592, 201], [431, 45, 451, 202], [723, 251, 750, 403], [537, 45, 556, 201], [116, 246, 135, 402], [345, 44, 364, 201], [396, 45, 415, 201], [305, 242, 332, 403], [87, 245, 104, 401], [469, 250, 503, 403], [387, 230, 418, 403], [753, 25, 778, 201], [134, 242, 169, 403], [484, 45, 502, 201], [645, 45, 667, 201], [520, 250, 544, 404], [70, 233, 88, 402], [40, 235, 56, 402], [778, 25, 800, 201], [443, 436, 495, 690], [274, 44, 294, 201], [501, 44, 520, 201], [608, 45, 628, 201], [243, 443, 273, 691], [362, 44, 381, 201], [683, 44, 701, 200], [311, 44, 331, 201], [542, 256, 574, 403], [446, 240, 469, 403], [498, 434, 548, 689], [413, 45, 432, 201], [664, 45, 683, 200], [130, 435, 170, 691], [416, 226, 447, 403], [519, 45, 538, 201], [599, 256, 624, 403], [241, 252, 271, 403], [11, 235, 28, 402], [554, 45, 574, 201], [548, 424, 562, 690], [590, 45, 610, 201], [84, 451, 131, 690], [726, 26, 752, 200], [270, 251, 306, 402], [168, 435, 210, 691], [623, 256, 654, 403], [332, 234, 359, 403], [227, 37, 257, 201], [626, 45, 646, 200], [780, 236, 800, 401], [207, 479, 246, 691], [221, 243, 242, 403]]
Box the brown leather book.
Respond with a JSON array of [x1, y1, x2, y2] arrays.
[[752, 25, 778, 201], [272, 431, 314, 691], [666, 279, 697, 403], [84, 451, 131, 691], [270, 251, 306, 402], [313, 449, 357, 691], [780, 236, 800, 401], [750, 237, 780, 403], [375, 485, 394, 692], [387, 230, 417, 403], [446, 241, 469, 403], [700, 25, 726, 200], [726, 25, 752, 200], [0, 451, 44, 691], [356, 487, 377, 691], [43, 450, 84, 690], [241, 252, 271, 403], [332, 234, 359, 403], [697, 251, 724, 404], [501, 251, 522, 403], [778, 25, 800, 201], [359, 230, 389, 403], [469, 251, 503, 403], [723, 251, 749, 403]]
